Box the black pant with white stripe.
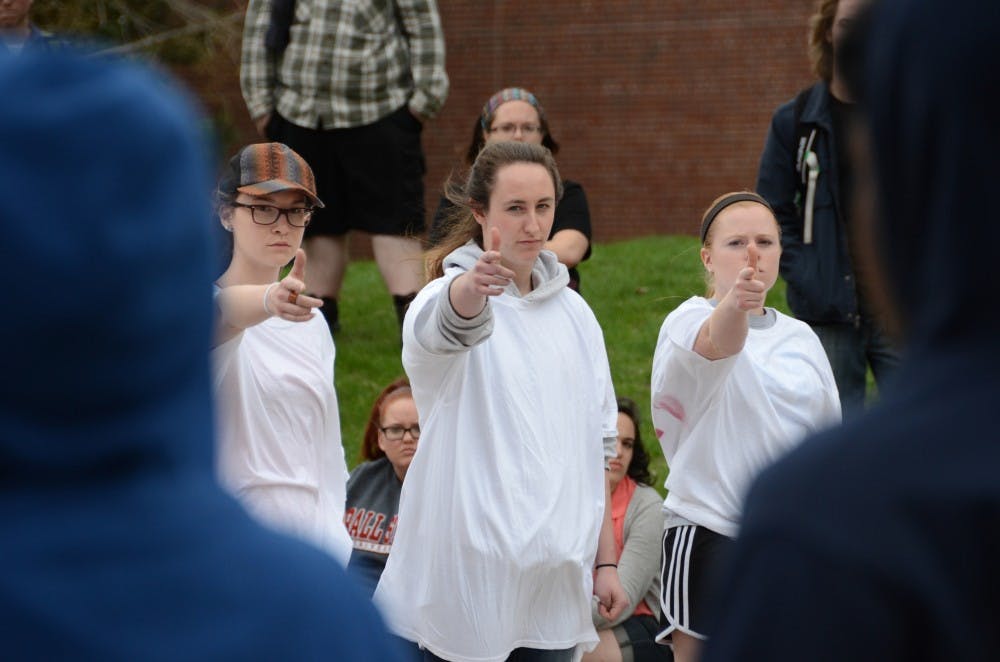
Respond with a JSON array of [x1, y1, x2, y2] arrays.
[[658, 524, 734, 642]]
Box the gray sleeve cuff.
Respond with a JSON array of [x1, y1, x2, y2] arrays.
[[603, 435, 617, 470], [411, 276, 494, 354]]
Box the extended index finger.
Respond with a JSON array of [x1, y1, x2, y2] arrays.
[[484, 226, 501, 255], [745, 244, 759, 273]]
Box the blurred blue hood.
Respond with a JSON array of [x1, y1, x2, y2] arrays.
[[0, 49, 216, 480], [0, 48, 399, 660]]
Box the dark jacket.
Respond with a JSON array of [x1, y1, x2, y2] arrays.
[[705, 1, 1000, 659], [757, 81, 859, 325], [0, 49, 401, 661]]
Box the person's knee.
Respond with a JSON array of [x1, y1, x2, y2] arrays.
[[372, 233, 423, 254], [670, 631, 702, 662], [582, 629, 623, 662], [306, 235, 348, 258]]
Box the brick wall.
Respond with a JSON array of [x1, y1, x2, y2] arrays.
[[430, 1, 816, 240], [217, 1, 818, 246]]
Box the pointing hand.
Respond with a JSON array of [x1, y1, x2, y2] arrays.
[[730, 244, 765, 312], [470, 227, 514, 298], [267, 249, 323, 321]]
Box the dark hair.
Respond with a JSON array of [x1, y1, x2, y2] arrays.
[[809, 0, 839, 82], [617, 397, 652, 486], [214, 180, 237, 277], [426, 141, 563, 280], [464, 108, 560, 166], [834, 0, 875, 104], [359, 377, 412, 462]]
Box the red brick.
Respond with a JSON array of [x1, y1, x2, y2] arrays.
[[208, 1, 817, 254]]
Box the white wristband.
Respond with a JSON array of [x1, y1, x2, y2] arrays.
[[262, 282, 279, 316]]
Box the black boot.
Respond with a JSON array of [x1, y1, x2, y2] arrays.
[[393, 292, 417, 333], [320, 297, 340, 335]]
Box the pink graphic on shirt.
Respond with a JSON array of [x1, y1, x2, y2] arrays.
[[654, 395, 686, 422], [655, 428, 664, 439]]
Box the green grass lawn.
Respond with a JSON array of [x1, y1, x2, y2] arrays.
[[334, 235, 790, 493]]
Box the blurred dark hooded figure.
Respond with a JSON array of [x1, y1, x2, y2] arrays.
[[703, 1, 1000, 659]]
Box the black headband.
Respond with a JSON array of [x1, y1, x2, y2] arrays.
[[700, 192, 773, 244]]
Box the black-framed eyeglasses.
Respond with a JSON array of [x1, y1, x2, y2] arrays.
[[488, 122, 543, 137], [380, 424, 421, 441], [232, 202, 313, 227]]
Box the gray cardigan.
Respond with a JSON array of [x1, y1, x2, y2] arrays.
[[592, 482, 663, 629]]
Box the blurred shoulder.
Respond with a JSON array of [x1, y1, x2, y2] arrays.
[[632, 483, 664, 508]]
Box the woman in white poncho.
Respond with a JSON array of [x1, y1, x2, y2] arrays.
[[375, 142, 628, 662]]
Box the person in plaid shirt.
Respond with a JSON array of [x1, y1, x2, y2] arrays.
[[240, 0, 449, 336]]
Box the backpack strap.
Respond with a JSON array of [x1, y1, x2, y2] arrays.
[[793, 86, 819, 185], [790, 85, 822, 244]]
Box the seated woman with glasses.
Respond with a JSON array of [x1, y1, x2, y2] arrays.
[[212, 142, 353, 566], [343, 377, 420, 597], [428, 87, 593, 292]]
